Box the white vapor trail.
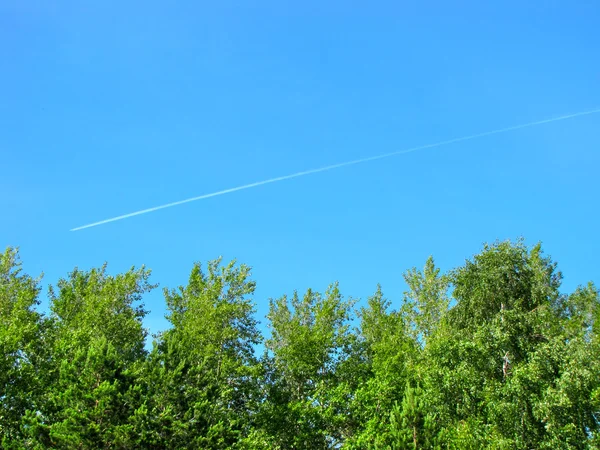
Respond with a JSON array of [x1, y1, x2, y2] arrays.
[[71, 108, 600, 231]]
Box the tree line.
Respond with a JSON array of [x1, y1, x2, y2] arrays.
[[1, 239, 599, 449]]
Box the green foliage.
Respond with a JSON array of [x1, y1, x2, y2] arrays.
[[0, 247, 45, 446], [48, 263, 154, 363], [263, 283, 356, 449], [135, 258, 262, 449], [345, 287, 414, 449], [1, 239, 599, 448], [24, 261, 154, 448], [402, 256, 450, 346]]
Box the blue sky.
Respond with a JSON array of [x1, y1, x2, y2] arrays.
[[2, 0, 599, 340]]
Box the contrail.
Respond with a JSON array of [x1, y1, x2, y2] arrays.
[[71, 107, 600, 231]]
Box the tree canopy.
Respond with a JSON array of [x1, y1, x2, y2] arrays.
[[1, 239, 598, 448]]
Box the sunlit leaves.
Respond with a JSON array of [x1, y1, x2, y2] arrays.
[[2, 239, 599, 448]]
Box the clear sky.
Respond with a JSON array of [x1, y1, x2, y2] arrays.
[[2, 1, 599, 340]]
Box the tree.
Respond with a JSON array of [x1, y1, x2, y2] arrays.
[[264, 283, 355, 449], [24, 263, 154, 448], [402, 256, 450, 347], [0, 247, 46, 447], [345, 286, 413, 448], [135, 258, 263, 449], [423, 240, 599, 449], [2, 238, 598, 448], [347, 258, 448, 449]]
